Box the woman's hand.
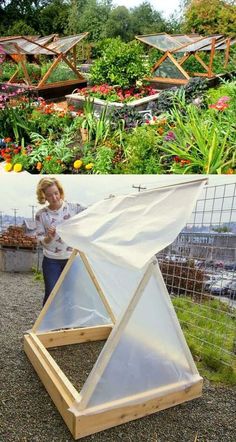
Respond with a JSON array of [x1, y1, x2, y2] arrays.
[[44, 226, 56, 244]]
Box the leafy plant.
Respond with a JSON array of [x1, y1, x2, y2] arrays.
[[90, 38, 151, 89], [162, 104, 235, 174]]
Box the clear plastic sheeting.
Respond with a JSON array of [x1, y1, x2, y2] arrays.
[[153, 58, 187, 79], [57, 179, 207, 270], [75, 263, 200, 412], [37, 254, 111, 333], [87, 256, 145, 318]]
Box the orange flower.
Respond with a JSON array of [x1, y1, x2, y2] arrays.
[[4, 137, 12, 143], [45, 156, 52, 161], [36, 162, 42, 171], [226, 168, 234, 174]]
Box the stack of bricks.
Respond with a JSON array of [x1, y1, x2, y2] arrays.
[[0, 226, 37, 249]]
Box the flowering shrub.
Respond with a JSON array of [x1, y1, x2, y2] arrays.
[[79, 84, 156, 103]]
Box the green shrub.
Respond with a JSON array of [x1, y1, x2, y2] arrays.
[[90, 38, 151, 89]]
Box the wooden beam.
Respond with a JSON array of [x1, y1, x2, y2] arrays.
[[194, 53, 209, 72], [147, 76, 188, 85], [179, 53, 190, 65], [37, 78, 86, 90], [224, 38, 231, 68], [37, 53, 63, 88], [37, 325, 113, 348], [61, 54, 85, 80], [73, 379, 203, 439], [24, 333, 78, 436], [208, 38, 216, 77], [167, 52, 190, 80], [14, 44, 31, 86], [9, 67, 19, 83], [151, 51, 169, 72], [79, 251, 116, 324]]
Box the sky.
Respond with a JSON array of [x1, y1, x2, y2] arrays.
[[0, 174, 235, 219], [114, 0, 181, 18]]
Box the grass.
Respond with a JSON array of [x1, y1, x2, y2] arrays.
[[172, 296, 236, 385]]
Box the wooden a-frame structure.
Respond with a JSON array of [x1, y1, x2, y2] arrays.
[[24, 248, 202, 439], [0, 34, 88, 94], [136, 33, 236, 86]]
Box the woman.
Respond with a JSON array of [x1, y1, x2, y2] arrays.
[[35, 177, 85, 306]]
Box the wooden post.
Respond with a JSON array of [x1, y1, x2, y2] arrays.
[[224, 38, 231, 69], [208, 37, 216, 77]]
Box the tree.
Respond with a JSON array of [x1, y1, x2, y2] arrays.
[[183, 0, 236, 36], [39, 0, 69, 35], [104, 6, 133, 41], [131, 1, 166, 36]]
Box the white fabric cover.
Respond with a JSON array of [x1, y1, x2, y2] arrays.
[[57, 179, 207, 269]]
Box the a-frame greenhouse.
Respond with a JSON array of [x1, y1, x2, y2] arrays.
[[24, 178, 207, 439]]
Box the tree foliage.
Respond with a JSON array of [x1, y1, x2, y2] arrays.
[[183, 0, 236, 36]]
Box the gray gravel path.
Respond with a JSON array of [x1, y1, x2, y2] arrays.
[[0, 271, 235, 442]]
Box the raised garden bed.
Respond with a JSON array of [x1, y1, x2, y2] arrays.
[[66, 90, 160, 115]]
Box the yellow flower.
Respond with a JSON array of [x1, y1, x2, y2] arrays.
[[4, 163, 13, 172], [85, 163, 94, 170], [13, 163, 23, 173], [73, 159, 83, 169]]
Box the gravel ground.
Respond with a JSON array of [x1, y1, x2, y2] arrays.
[[0, 270, 235, 442]]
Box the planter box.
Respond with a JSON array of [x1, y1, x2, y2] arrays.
[[0, 246, 42, 272], [66, 91, 160, 115]]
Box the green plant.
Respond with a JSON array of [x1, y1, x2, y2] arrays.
[[173, 296, 236, 385], [162, 103, 235, 174], [122, 125, 164, 174], [90, 38, 151, 89], [93, 145, 115, 174]]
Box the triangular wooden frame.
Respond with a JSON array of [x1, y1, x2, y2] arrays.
[[24, 250, 203, 439]]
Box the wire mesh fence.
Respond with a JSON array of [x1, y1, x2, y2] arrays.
[[157, 181, 236, 370]]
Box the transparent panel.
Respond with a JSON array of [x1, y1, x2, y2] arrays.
[[37, 254, 111, 333], [153, 58, 186, 79], [48, 34, 86, 54], [137, 34, 181, 51], [82, 266, 198, 408], [175, 35, 223, 53], [45, 60, 78, 83], [88, 256, 145, 318]]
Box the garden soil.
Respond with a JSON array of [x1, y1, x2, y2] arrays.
[[0, 270, 235, 442]]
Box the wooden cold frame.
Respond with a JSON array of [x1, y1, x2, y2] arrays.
[[24, 251, 203, 440]]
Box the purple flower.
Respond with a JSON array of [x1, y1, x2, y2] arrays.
[[164, 131, 176, 141]]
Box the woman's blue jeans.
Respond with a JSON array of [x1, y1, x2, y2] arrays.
[[42, 256, 68, 306]]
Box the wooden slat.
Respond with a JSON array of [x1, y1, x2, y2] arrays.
[[24, 333, 77, 436], [37, 325, 113, 348], [37, 53, 63, 87], [37, 78, 86, 90], [224, 38, 231, 68], [62, 54, 85, 80], [194, 53, 209, 72], [167, 52, 190, 79], [208, 38, 216, 77], [148, 76, 188, 85], [74, 379, 203, 439]]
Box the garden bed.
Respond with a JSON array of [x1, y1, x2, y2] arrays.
[[66, 90, 160, 115]]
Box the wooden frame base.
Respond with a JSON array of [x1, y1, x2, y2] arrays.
[[24, 326, 203, 440]]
